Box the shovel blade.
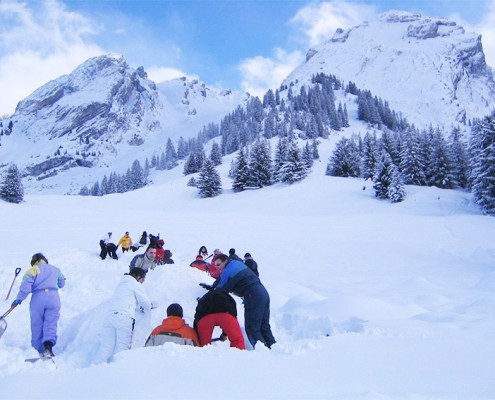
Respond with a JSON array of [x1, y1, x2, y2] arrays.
[[0, 318, 7, 339]]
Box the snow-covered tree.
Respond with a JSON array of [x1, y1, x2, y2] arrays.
[[249, 139, 272, 188], [449, 126, 469, 189], [197, 158, 222, 198], [279, 137, 308, 184], [165, 138, 178, 170], [326, 137, 361, 177], [361, 131, 379, 180], [209, 142, 222, 166], [470, 112, 495, 215], [232, 147, 251, 192], [373, 151, 405, 202], [0, 164, 24, 203], [399, 127, 426, 185]]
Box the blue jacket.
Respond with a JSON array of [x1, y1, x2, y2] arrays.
[[215, 260, 260, 297]]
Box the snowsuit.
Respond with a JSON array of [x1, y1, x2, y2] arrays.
[[145, 316, 199, 347], [98, 274, 151, 362], [194, 290, 245, 350], [14, 261, 66, 354], [129, 253, 156, 272], [215, 260, 275, 348]]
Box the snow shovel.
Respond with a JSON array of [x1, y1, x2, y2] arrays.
[[5, 267, 22, 301], [0, 305, 17, 339]]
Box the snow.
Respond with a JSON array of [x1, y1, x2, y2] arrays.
[[1, 139, 495, 399]]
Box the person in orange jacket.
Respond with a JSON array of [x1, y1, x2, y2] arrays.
[[145, 303, 199, 347]]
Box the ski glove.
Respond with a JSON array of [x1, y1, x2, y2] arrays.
[[199, 283, 213, 291], [11, 299, 22, 307]]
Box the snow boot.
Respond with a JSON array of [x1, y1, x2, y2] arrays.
[[43, 341, 54, 357]]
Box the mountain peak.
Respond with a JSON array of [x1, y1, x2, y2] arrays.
[[295, 11, 494, 128]]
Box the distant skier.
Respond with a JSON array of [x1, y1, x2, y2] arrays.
[[11, 253, 66, 357], [243, 252, 259, 276]]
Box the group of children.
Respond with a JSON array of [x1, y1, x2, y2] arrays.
[[99, 231, 174, 265], [10, 240, 274, 362]]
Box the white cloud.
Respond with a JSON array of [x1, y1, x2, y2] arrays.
[[0, 0, 104, 116], [476, 0, 495, 68], [290, 0, 377, 47], [237, 1, 376, 99], [448, 1, 495, 69], [238, 48, 304, 98]]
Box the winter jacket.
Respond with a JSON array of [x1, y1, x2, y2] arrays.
[[16, 262, 66, 302], [129, 253, 156, 272], [117, 235, 132, 250], [208, 254, 221, 279], [145, 316, 199, 347], [194, 290, 237, 328], [107, 274, 152, 318], [244, 258, 259, 276], [215, 260, 260, 298]]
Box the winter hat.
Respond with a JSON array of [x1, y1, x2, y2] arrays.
[[167, 303, 183, 318], [214, 249, 221, 255], [229, 248, 236, 255], [244, 252, 251, 258], [196, 255, 204, 261]]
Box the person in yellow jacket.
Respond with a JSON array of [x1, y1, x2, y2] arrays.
[[117, 232, 133, 253]]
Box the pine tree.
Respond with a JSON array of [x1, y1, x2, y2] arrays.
[[399, 127, 426, 185], [449, 126, 469, 189], [130, 160, 146, 190], [470, 112, 495, 215], [361, 132, 379, 180], [427, 129, 456, 189], [279, 137, 308, 184], [249, 139, 272, 188], [0, 164, 24, 203], [373, 151, 404, 202], [209, 142, 222, 166], [326, 137, 361, 177], [272, 137, 289, 183], [197, 158, 222, 198], [165, 138, 179, 169], [232, 147, 251, 192]]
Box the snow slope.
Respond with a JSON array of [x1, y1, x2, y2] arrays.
[[0, 138, 494, 399]]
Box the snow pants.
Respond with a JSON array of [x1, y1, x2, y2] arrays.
[[29, 290, 61, 353], [243, 283, 276, 348], [97, 312, 135, 363], [197, 313, 245, 350]]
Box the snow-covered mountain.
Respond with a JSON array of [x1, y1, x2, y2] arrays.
[[0, 55, 249, 193], [285, 11, 495, 128], [1, 11, 494, 194]]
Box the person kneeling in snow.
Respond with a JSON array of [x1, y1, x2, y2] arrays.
[[11, 253, 66, 357], [194, 290, 245, 350], [145, 303, 199, 347], [97, 268, 152, 362]]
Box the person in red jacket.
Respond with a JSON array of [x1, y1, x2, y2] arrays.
[[194, 290, 245, 350], [145, 303, 199, 347]]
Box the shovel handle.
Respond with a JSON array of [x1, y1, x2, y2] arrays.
[[1, 304, 17, 319], [15, 268, 21, 276]]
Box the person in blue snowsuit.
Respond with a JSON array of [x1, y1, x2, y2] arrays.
[[11, 253, 66, 357], [213, 253, 276, 349]]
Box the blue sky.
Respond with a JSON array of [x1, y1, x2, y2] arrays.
[[0, 0, 494, 116]]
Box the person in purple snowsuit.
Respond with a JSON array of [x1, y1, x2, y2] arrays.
[[12, 253, 66, 357]]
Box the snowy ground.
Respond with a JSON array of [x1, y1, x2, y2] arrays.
[[0, 139, 494, 399]]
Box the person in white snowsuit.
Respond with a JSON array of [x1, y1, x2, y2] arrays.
[[97, 268, 152, 362]]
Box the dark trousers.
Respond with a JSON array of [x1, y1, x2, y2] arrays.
[[243, 283, 276, 348]]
